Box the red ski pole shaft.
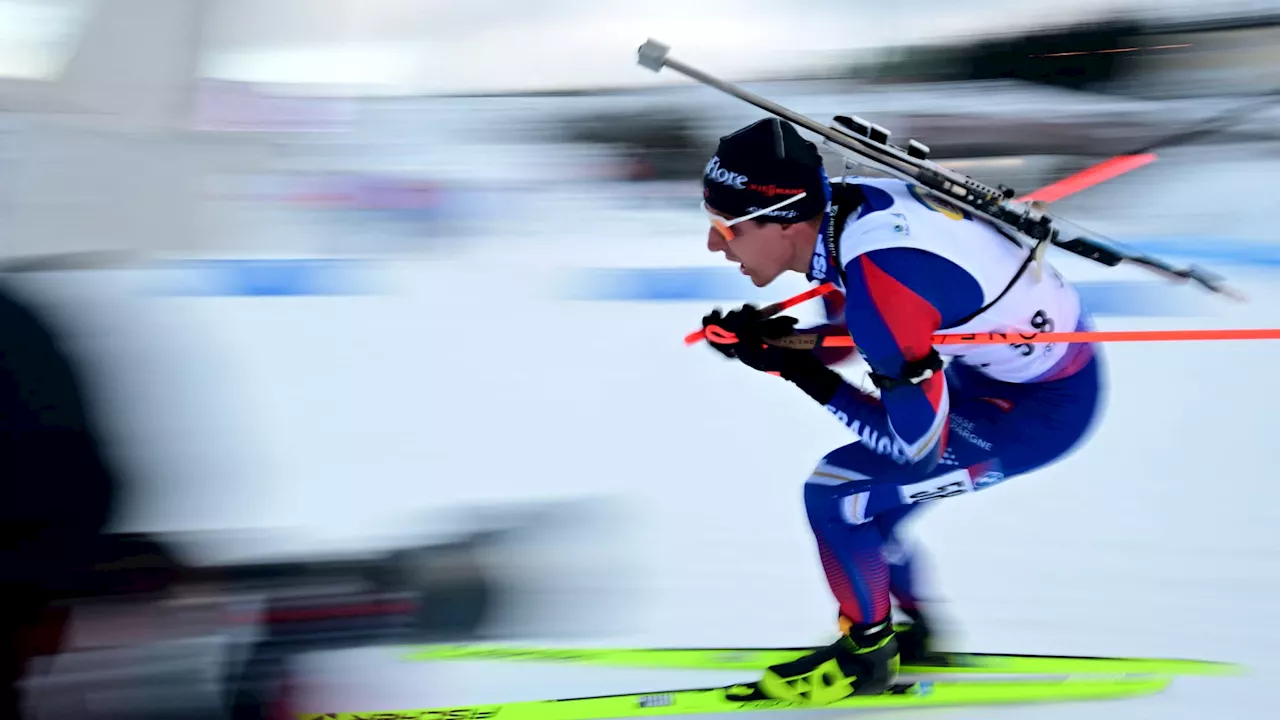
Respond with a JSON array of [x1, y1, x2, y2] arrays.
[[768, 327, 1280, 349], [683, 282, 838, 346]]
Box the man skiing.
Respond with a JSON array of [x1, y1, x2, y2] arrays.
[[697, 117, 1105, 703]]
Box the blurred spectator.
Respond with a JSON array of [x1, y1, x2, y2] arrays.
[[0, 277, 120, 719]]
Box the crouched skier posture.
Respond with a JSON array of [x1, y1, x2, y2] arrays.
[[698, 118, 1106, 703]]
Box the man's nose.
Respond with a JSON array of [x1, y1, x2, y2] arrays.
[[707, 227, 728, 252]]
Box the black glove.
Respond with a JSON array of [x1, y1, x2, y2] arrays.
[[701, 305, 842, 404], [701, 304, 796, 363]]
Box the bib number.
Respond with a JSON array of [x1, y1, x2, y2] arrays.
[[1010, 310, 1054, 357]]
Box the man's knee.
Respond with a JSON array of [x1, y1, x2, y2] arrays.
[[804, 455, 996, 528], [804, 469, 874, 526], [802, 459, 905, 528]]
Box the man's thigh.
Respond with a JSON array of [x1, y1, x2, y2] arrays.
[[809, 374, 1099, 523]]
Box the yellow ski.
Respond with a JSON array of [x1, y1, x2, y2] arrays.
[[402, 642, 1243, 678], [299, 675, 1171, 720]]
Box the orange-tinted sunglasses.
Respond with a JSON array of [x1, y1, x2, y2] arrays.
[[702, 191, 809, 242]]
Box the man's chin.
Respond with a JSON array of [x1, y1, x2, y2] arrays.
[[746, 269, 775, 287]]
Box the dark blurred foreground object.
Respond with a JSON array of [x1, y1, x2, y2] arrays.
[[0, 278, 503, 718], [0, 277, 616, 717], [20, 528, 510, 719], [0, 278, 121, 720]]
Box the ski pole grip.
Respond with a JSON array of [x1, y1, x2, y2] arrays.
[[637, 40, 670, 72], [763, 334, 824, 350]]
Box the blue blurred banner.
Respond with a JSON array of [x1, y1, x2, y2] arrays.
[[558, 267, 1208, 317], [142, 236, 1271, 315], [147, 259, 1207, 317], [148, 259, 382, 297]]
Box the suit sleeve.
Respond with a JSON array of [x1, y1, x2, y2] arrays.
[[839, 245, 950, 466]]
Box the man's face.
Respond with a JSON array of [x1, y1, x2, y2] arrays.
[[704, 205, 795, 287]]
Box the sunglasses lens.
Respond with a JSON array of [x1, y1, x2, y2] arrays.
[[712, 218, 733, 242]]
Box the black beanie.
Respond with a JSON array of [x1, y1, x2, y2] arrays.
[[702, 117, 827, 223]]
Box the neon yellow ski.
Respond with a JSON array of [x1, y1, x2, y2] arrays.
[[298, 676, 1172, 720], [401, 643, 1244, 678]]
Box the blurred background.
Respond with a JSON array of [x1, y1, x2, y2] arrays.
[[1, 0, 1279, 718]]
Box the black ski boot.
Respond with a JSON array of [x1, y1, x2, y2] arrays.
[[725, 618, 898, 704], [894, 606, 935, 665]]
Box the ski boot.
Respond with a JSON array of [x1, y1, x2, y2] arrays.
[[725, 617, 898, 704], [893, 606, 935, 665]]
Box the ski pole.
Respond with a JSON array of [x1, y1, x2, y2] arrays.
[[683, 282, 838, 345], [1014, 87, 1280, 205], [764, 327, 1280, 349], [685, 284, 1280, 351], [1015, 154, 1158, 204]]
